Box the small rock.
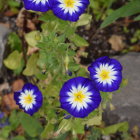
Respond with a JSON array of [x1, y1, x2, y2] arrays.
[[104, 53, 140, 131], [0, 82, 10, 93], [0, 24, 10, 69]]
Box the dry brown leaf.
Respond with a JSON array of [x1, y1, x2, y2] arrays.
[[16, 8, 25, 29], [109, 35, 125, 51], [0, 82, 10, 93], [12, 79, 24, 92], [4, 10, 18, 17], [2, 93, 19, 113], [27, 47, 39, 55], [27, 19, 36, 30]]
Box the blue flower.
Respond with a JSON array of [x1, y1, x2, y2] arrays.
[[52, 0, 90, 21], [0, 112, 9, 128], [60, 77, 101, 118], [88, 56, 123, 92], [66, 70, 72, 76], [0, 112, 4, 119], [14, 83, 43, 116], [64, 114, 72, 119], [23, 0, 51, 12]]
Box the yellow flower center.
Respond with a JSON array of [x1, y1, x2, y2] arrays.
[[64, 0, 75, 8], [74, 91, 85, 102], [24, 94, 33, 104], [99, 69, 110, 80]]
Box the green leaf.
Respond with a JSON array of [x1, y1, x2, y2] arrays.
[[11, 136, 25, 140], [134, 15, 140, 21], [39, 11, 57, 22], [19, 112, 43, 137], [41, 22, 58, 32], [84, 115, 102, 126], [76, 67, 87, 77], [101, 122, 129, 135], [69, 33, 89, 47], [72, 119, 84, 134], [9, 111, 20, 130], [0, 126, 12, 138], [41, 123, 54, 138], [101, 0, 140, 28], [75, 14, 92, 27], [4, 50, 22, 70], [8, 32, 22, 52], [37, 50, 48, 69], [39, 11, 69, 33], [13, 59, 25, 75], [57, 119, 72, 134], [23, 53, 38, 76], [7, 0, 20, 8], [25, 31, 40, 47]]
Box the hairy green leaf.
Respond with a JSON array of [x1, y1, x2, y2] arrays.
[[101, 122, 129, 135], [134, 15, 140, 21], [4, 51, 22, 70], [69, 33, 89, 47], [76, 14, 92, 27], [8, 32, 22, 52], [25, 31, 40, 47], [23, 53, 39, 76], [41, 123, 54, 138], [19, 112, 43, 137]]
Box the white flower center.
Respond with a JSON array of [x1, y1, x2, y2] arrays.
[[58, 0, 82, 15], [67, 85, 92, 111], [19, 90, 36, 111], [95, 64, 117, 85]]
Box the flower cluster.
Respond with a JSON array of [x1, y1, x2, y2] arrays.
[[23, 0, 89, 21], [59, 56, 122, 118], [14, 56, 122, 118]]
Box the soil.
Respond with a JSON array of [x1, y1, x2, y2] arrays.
[[78, 11, 140, 64]]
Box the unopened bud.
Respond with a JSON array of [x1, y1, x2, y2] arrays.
[[66, 70, 72, 76], [64, 55, 69, 70]]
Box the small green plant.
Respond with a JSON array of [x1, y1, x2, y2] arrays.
[[131, 30, 140, 43], [89, 0, 116, 21], [1, 0, 133, 139], [0, 0, 20, 12], [101, 0, 140, 28]]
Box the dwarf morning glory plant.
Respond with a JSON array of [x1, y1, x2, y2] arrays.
[[88, 56, 123, 92], [14, 83, 43, 115], [60, 77, 101, 118], [3, 1, 127, 137]]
